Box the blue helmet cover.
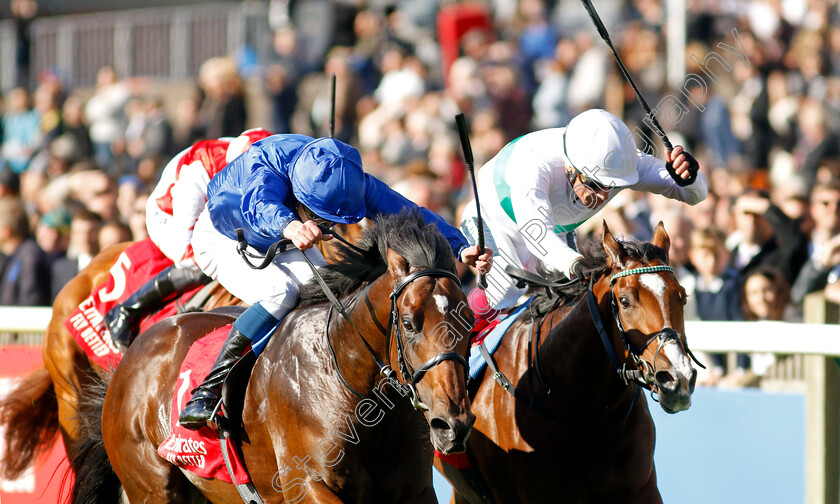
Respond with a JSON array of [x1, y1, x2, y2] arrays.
[[290, 138, 366, 224]]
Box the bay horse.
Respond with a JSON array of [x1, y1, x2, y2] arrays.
[[73, 212, 475, 503], [435, 222, 697, 503], [0, 241, 240, 480], [0, 220, 363, 481]]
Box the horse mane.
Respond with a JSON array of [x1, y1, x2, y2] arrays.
[[298, 210, 456, 307], [530, 234, 669, 315]]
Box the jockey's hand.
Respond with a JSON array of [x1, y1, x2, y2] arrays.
[[461, 245, 493, 274], [284, 220, 333, 251], [665, 145, 699, 187]]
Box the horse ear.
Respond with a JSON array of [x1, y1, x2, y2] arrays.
[[652, 221, 671, 262], [386, 248, 410, 279], [602, 220, 626, 268]]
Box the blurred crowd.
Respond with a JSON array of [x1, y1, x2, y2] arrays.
[[2, 0, 840, 387]]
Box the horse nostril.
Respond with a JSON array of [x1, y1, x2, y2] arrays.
[[655, 370, 676, 391], [431, 417, 453, 438], [689, 368, 697, 393]]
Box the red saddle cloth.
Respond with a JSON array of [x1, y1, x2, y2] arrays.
[[156, 325, 250, 485], [64, 238, 199, 369]]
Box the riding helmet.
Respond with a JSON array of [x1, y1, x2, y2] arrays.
[[289, 138, 366, 224]]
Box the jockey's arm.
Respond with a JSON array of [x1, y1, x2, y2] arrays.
[[362, 174, 470, 260], [170, 160, 211, 231], [509, 166, 584, 278], [631, 150, 708, 204], [240, 163, 297, 242]]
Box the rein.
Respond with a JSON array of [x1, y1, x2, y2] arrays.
[[234, 227, 468, 411]]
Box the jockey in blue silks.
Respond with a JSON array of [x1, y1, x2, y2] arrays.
[[178, 134, 492, 429]]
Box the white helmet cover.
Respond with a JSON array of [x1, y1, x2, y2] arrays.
[[562, 109, 639, 188]]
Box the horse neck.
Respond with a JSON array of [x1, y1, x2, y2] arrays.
[[538, 277, 635, 416], [329, 276, 395, 395]]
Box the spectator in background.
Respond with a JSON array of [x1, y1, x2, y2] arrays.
[[740, 266, 799, 384], [265, 27, 301, 134], [792, 99, 840, 188], [0, 167, 21, 197], [33, 82, 62, 145], [685, 226, 745, 386], [98, 220, 133, 251], [196, 57, 247, 139], [128, 192, 150, 241], [64, 209, 102, 273], [0, 196, 50, 306], [727, 189, 809, 285], [124, 97, 173, 163], [1, 87, 41, 173], [34, 208, 72, 301], [85, 66, 129, 170], [792, 181, 840, 303], [11, 0, 37, 89], [55, 95, 93, 162]]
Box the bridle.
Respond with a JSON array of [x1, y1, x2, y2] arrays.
[[326, 268, 468, 411], [587, 264, 704, 397]]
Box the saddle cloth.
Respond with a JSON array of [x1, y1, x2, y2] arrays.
[[157, 325, 251, 484], [65, 238, 201, 369], [467, 297, 533, 381]]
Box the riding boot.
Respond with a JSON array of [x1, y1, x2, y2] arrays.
[[177, 326, 252, 430], [104, 265, 211, 352]]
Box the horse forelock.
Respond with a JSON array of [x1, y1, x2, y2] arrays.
[[532, 235, 669, 315], [298, 210, 455, 308]]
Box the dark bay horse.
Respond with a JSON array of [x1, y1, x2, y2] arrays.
[[436, 222, 697, 503], [74, 212, 475, 503], [0, 241, 241, 480]]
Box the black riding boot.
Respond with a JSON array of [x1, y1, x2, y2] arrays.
[[104, 265, 211, 352], [178, 326, 251, 430]]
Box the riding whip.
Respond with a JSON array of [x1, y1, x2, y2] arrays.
[[329, 72, 336, 138], [579, 0, 698, 187], [455, 113, 487, 289]]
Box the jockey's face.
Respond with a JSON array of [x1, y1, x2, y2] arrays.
[[298, 203, 335, 229], [569, 168, 611, 210]]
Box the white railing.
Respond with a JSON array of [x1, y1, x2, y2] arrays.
[[0, 2, 271, 91]]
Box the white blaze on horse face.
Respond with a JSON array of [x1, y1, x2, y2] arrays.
[[434, 294, 449, 315], [639, 273, 670, 326], [639, 273, 693, 375]]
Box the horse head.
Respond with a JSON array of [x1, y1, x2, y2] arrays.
[[600, 221, 696, 414], [383, 245, 475, 454]]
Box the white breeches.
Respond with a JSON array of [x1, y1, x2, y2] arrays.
[[191, 209, 326, 317]]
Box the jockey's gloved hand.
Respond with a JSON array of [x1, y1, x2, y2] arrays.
[[571, 259, 588, 281], [284, 220, 332, 250], [665, 145, 699, 187]]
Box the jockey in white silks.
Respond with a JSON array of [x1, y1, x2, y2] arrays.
[[460, 108, 707, 321]]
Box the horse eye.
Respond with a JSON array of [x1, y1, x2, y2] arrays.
[[402, 319, 414, 331], [619, 296, 631, 308]]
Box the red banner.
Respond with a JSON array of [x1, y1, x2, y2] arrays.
[[0, 346, 71, 504]]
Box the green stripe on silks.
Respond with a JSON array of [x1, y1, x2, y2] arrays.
[[493, 136, 587, 235]]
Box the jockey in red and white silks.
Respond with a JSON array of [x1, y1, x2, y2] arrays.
[[146, 128, 273, 269], [104, 129, 273, 350]]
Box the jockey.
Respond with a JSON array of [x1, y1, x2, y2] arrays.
[[178, 134, 492, 430], [104, 129, 273, 350], [461, 108, 708, 320]]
